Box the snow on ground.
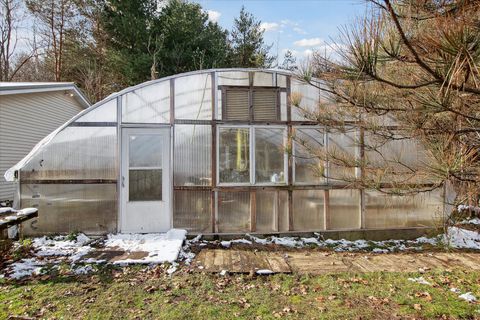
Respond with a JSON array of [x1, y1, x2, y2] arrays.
[[408, 277, 431, 285], [8, 258, 46, 279], [458, 204, 480, 214], [104, 229, 187, 265], [33, 233, 93, 262], [459, 292, 477, 303], [2, 230, 187, 279], [447, 227, 480, 250]]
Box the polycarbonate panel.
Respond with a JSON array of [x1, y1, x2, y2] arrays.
[[365, 189, 443, 229], [122, 81, 170, 123], [294, 128, 325, 184], [276, 74, 287, 88], [365, 133, 431, 183], [253, 71, 274, 86], [173, 190, 211, 233], [174, 125, 211, 186], [256, 190, 288, 233], [280, 91, 287, 121], [218, 191, 250, 232], [175, 74, 212, 120], [255, 128, 286, 184], [21, 126, 117, 180], [75, 99, 117, 122], [20, 183, 117, 236], [291, 78, 321, 121], [218, 127, 250, 184], [329, 189, 360, 229], [328, 128, 358, 183], [217, 71, 249, 86], [292, 190, 324, 231]]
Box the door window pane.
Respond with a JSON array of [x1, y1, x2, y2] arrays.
[[255, 128, 286, 183], [219, 128, 250, 183], [129, 169, 162, 201], [129, 135, 162, 168]]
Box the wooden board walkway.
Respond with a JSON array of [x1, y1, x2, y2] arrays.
[[193, 249, 480, 274]]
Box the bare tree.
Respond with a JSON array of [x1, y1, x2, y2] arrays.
[[26, 0, 77, 81], [0, 0, 37, 81]]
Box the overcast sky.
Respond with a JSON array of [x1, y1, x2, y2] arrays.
[[198, 0, 368, 64]]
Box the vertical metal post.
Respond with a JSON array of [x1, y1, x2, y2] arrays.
[[211, 72, 217, 233], [324, 189, 330, 230], [250, 190, 256, 232], [286, 75, 293, 231], [116, 96, 122, 232]]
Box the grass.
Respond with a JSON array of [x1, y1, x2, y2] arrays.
[[1, 266, 479, 319]]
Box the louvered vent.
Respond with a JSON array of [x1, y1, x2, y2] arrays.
[[225, 90, 249, 120], [253, 90, 278, 121]]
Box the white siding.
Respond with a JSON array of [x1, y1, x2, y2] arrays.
[[0, 91, 84, 200]]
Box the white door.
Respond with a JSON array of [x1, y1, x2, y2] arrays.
[[121, 128, 171, 233]]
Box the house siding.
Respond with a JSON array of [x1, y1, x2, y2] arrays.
[[0, 91, 84, 201]]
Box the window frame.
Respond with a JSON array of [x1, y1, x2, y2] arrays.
[[216, 125, 288, 186]]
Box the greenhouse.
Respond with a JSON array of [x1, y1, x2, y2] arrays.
[[5, 69, 448, 236]]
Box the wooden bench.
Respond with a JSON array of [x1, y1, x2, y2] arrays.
[[0, 208, 38, 237]]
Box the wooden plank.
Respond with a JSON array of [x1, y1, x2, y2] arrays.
[[231, 250, 243, 273], [204, 250, 216, 271], [264, 252, 291, 273]]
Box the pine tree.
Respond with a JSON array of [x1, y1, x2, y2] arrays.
[[229, 6, 274, 68]]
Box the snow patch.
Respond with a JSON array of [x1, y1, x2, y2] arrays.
[[8, 258, 45, 279], [447, 227, 480, 250], [73, 265, 94, 275], [459, 292, 477, 303], [104, 229, 186, 264], [0, 207, 15, 214], [256, 269, 274, 275], [33, 233, 93, 262], [407, 277, 431, 285]]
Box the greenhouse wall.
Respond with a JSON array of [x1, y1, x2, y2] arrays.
[[11, 69, 447, 236]]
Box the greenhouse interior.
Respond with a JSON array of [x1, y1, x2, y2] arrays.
[[6, 69, 449, 236]]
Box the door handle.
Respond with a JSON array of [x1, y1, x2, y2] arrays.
[[122, 176, 125, 187]]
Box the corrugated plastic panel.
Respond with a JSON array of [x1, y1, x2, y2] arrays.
[[293, 190, 324, 231], [174, 125, 211, 186], [175, 74, 212, 120], [293, 128, 325, 184], [173, 190, 211, 233], [291, 78, 320, 121], [364, 189, 443, 228], [122, 81, 170, 123], [218, 191, 250, 232], [21, 126, 117, 180], [256, 190, 288, 233], [76, 99, 117, 122], [329, 189, 360, 229], [20, 183, 117, 236], [217, 71, 249, 86]]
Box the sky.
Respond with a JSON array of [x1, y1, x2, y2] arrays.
[[197, 0, 369, 64]]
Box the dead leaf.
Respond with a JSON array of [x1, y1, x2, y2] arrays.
[[413, 304, 422, 311]]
